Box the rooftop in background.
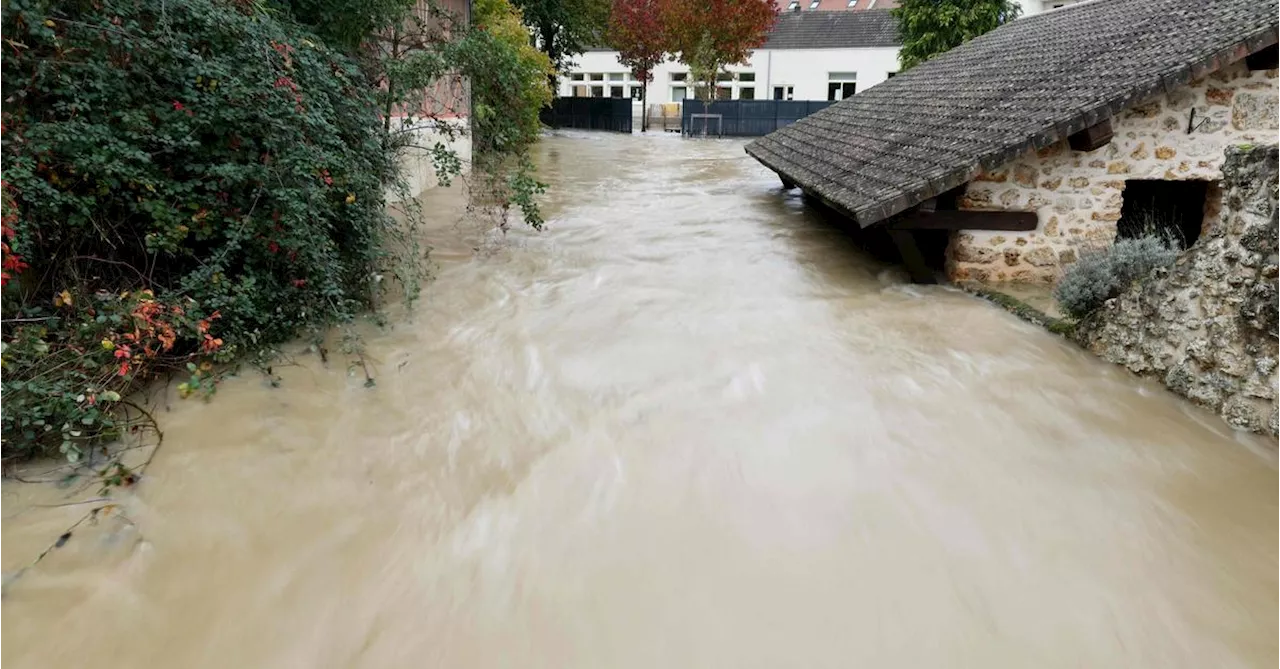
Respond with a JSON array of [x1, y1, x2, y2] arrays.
[[763, 9, 898, 49], [746, 0, 1279, 227], [773, 0, 896, 11]]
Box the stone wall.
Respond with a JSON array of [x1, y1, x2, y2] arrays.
[[948, 59, 1279, 283], [1072, 145, 1279, 436], [388, 119, 472, 202]]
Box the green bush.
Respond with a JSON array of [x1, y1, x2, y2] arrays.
[[1, 0, 403, 460], [1054, 236, 1179, 319]]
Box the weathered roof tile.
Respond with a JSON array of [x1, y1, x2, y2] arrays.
[[762, 9, 899, 49]]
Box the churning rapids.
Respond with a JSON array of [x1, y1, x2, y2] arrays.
[[3, 132, 1276, 668]]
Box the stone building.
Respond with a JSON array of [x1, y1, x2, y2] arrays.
[[746, 0, 1278, 285]]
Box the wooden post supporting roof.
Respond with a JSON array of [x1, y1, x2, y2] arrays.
[[887, 230, 936, 284]]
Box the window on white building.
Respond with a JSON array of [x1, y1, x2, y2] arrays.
[[571, 73, 585, 81], [608, 73, 624, 81], [772, 85, 794, 101], [739, 87, 755, 100], [590, 85, 604, 97], [671, 72, 688, 82], [589, 73, 604, 81], [672, 86, 688, 100], [572, 85, 588, 96], [609, 85, 624, 98], [827, 72, 857, 101], [630, 87, 643, 100], [739, 73, 755, 82], [715, 86, 732, 100]]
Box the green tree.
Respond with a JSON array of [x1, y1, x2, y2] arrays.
[[471, 0, 554, 150], [891, 0, 1020, 71], [282, 0, 551, 225], [462, 0, 554, 228], [512, 0, 611, 91]]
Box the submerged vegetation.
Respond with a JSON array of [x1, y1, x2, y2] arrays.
[[1, 0, 550, 463]]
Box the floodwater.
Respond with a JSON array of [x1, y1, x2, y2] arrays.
[[3, 132, 1276, 668]]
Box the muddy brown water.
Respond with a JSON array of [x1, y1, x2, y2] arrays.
[[3, 132, 1276, 668]]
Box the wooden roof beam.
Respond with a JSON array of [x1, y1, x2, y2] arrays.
[[887, 209, 1038, 231], [1067, 118, 1114, 152]]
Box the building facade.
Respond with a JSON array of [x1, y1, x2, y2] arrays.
[[559, 10, 901, 104]]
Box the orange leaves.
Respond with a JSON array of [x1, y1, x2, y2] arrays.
[[196, 310, 220, 335], [200, 335, 223, 354], [114, 346, 133, 376], [198, 310, 223, 354]]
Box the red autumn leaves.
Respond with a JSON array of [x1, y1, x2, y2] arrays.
[[85, 294, 222, 378], [1, 180, 26, 288], [607, 0, 778, 86]]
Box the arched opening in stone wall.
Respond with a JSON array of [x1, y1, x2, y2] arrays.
[[1117, 179, 1212, 249]]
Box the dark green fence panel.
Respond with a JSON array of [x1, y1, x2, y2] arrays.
[[680, 99, 834, 137], [540, 97, 633, 133]]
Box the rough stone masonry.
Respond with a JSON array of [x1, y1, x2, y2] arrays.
[[948, 61, 1279, 283], [1073, 144, 1279, 436]]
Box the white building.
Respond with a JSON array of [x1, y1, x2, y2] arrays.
[[1014, 0, 1088, 16], [559, 10, 901, 104]]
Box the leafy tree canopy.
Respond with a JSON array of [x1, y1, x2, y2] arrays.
[[607, 0, 666, 129], [891, 0, 1020, 71], [513, 0, 611, 75], [662, 0, 777, 102], [608, 0, 666, 84]]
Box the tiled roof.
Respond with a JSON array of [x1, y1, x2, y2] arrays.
[[745, 0, 1280, 227], [762, 9, 899, 49]]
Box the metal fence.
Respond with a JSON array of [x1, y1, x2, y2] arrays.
[[540, 97, 633, 133], [680, 100, 834, 137]]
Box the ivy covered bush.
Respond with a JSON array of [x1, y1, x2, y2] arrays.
[[1, 0, 403, 460]]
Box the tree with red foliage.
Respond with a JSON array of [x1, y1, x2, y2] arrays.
[[607, 0, 667, 131], [661, 0, 777, 113]]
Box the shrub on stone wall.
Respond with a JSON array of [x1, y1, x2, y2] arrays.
[[1055, 236, 1179, 319]]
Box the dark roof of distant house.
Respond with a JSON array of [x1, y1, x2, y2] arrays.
[[745, 0, 1280, 228], [762, 9, 899, 49]]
